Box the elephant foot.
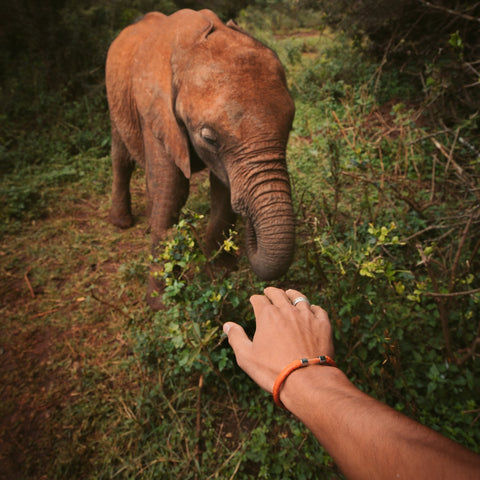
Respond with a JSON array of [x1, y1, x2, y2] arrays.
[[146, 274, 165, 311], [108, 208, 134, 229], [212, 250, 238, 271], [147, 291, 165, 311]]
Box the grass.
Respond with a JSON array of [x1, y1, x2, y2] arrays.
[[1, 11, 480, 480]]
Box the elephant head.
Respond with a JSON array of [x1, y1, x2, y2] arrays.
[[172, 11, 296, 278], [106, 9, 296, 305]]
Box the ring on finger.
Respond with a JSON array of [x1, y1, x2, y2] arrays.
[[292, 296, 310, 307]]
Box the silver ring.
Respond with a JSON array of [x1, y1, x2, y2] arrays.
[[292, 296, 310, 307]]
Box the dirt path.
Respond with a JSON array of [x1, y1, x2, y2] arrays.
[[0, 189, 148, 477]]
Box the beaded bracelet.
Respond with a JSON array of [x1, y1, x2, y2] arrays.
[[272, 355, 338, 409]]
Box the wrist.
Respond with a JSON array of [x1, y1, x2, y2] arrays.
[[273, 356, 337, 408], [279, 363, 350, 413]]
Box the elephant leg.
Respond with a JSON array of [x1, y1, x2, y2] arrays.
[[108, 124, 135, 228], [146, 157, 190, 310], [147, 167, 189, 245], [205, 172, 237, 266]]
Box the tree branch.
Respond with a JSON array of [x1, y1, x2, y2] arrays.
[[422, 287, 480, 298], [417, 244, 454, 361], [458, 322, 480, 365], [417, 0, 480, 23]]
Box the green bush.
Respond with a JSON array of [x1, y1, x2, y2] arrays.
[[124, 211, 343, 478]]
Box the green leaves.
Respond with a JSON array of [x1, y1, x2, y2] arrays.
[[449, 31, 464, 52]]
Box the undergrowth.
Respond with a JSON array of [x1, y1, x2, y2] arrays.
[[1, 3, 479, 479]]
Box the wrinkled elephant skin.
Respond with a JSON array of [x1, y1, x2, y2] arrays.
[[105, 9, 296, 309]]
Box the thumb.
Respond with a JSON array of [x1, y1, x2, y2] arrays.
[[223, 322, 252, 360]]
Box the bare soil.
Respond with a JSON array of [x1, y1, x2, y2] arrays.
[[0, 187, 148, 478]]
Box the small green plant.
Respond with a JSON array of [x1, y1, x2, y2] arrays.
[[139, 209, 244, 380]]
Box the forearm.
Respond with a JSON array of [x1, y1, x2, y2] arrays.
[[281, 367, 480, 480], [224, 287, 480, 478]]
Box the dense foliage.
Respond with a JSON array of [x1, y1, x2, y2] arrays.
[[1, 1, 479, 478], [319, 0, 480, 123]]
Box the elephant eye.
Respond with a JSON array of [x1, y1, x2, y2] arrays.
[[200, 127, 218, 147]]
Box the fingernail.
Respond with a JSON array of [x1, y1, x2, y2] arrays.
[[223, 323, 231, 335]]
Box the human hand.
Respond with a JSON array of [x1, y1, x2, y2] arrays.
[[223, 287, 334, 394]]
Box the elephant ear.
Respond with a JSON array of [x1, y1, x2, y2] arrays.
[[171, 11, 217, 58], [160, 106, 191, 179], [226, 19, 248, 34], [146, 91, 191, 179], [165, 11, 222, 178]]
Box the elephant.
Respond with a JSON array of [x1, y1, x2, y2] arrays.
[[105, 9, 296, 309]]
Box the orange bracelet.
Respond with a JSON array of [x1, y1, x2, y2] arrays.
[[272, 355, 338, 409]]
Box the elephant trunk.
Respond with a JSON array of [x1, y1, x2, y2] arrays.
[[245, 197, 295, 280], [232, 161, 295, 280]]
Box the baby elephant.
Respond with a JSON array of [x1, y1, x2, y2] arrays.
[[106, 9, 296, 309]]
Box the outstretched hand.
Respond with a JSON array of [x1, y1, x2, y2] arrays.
[[223, 287, 334, 394], [223, 287, 480, 480]]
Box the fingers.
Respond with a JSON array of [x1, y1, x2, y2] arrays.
[[223, 322, 252, 358], [249, 294, 272, 318], [310, 304, 329, 321], [263, 286, 291, 306], [285, 288, 306, 302], [254, 287, 318, 312], [284, 288, 309, 309]]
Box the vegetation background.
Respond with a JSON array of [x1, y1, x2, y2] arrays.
[[1, 0, 479, 478]]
